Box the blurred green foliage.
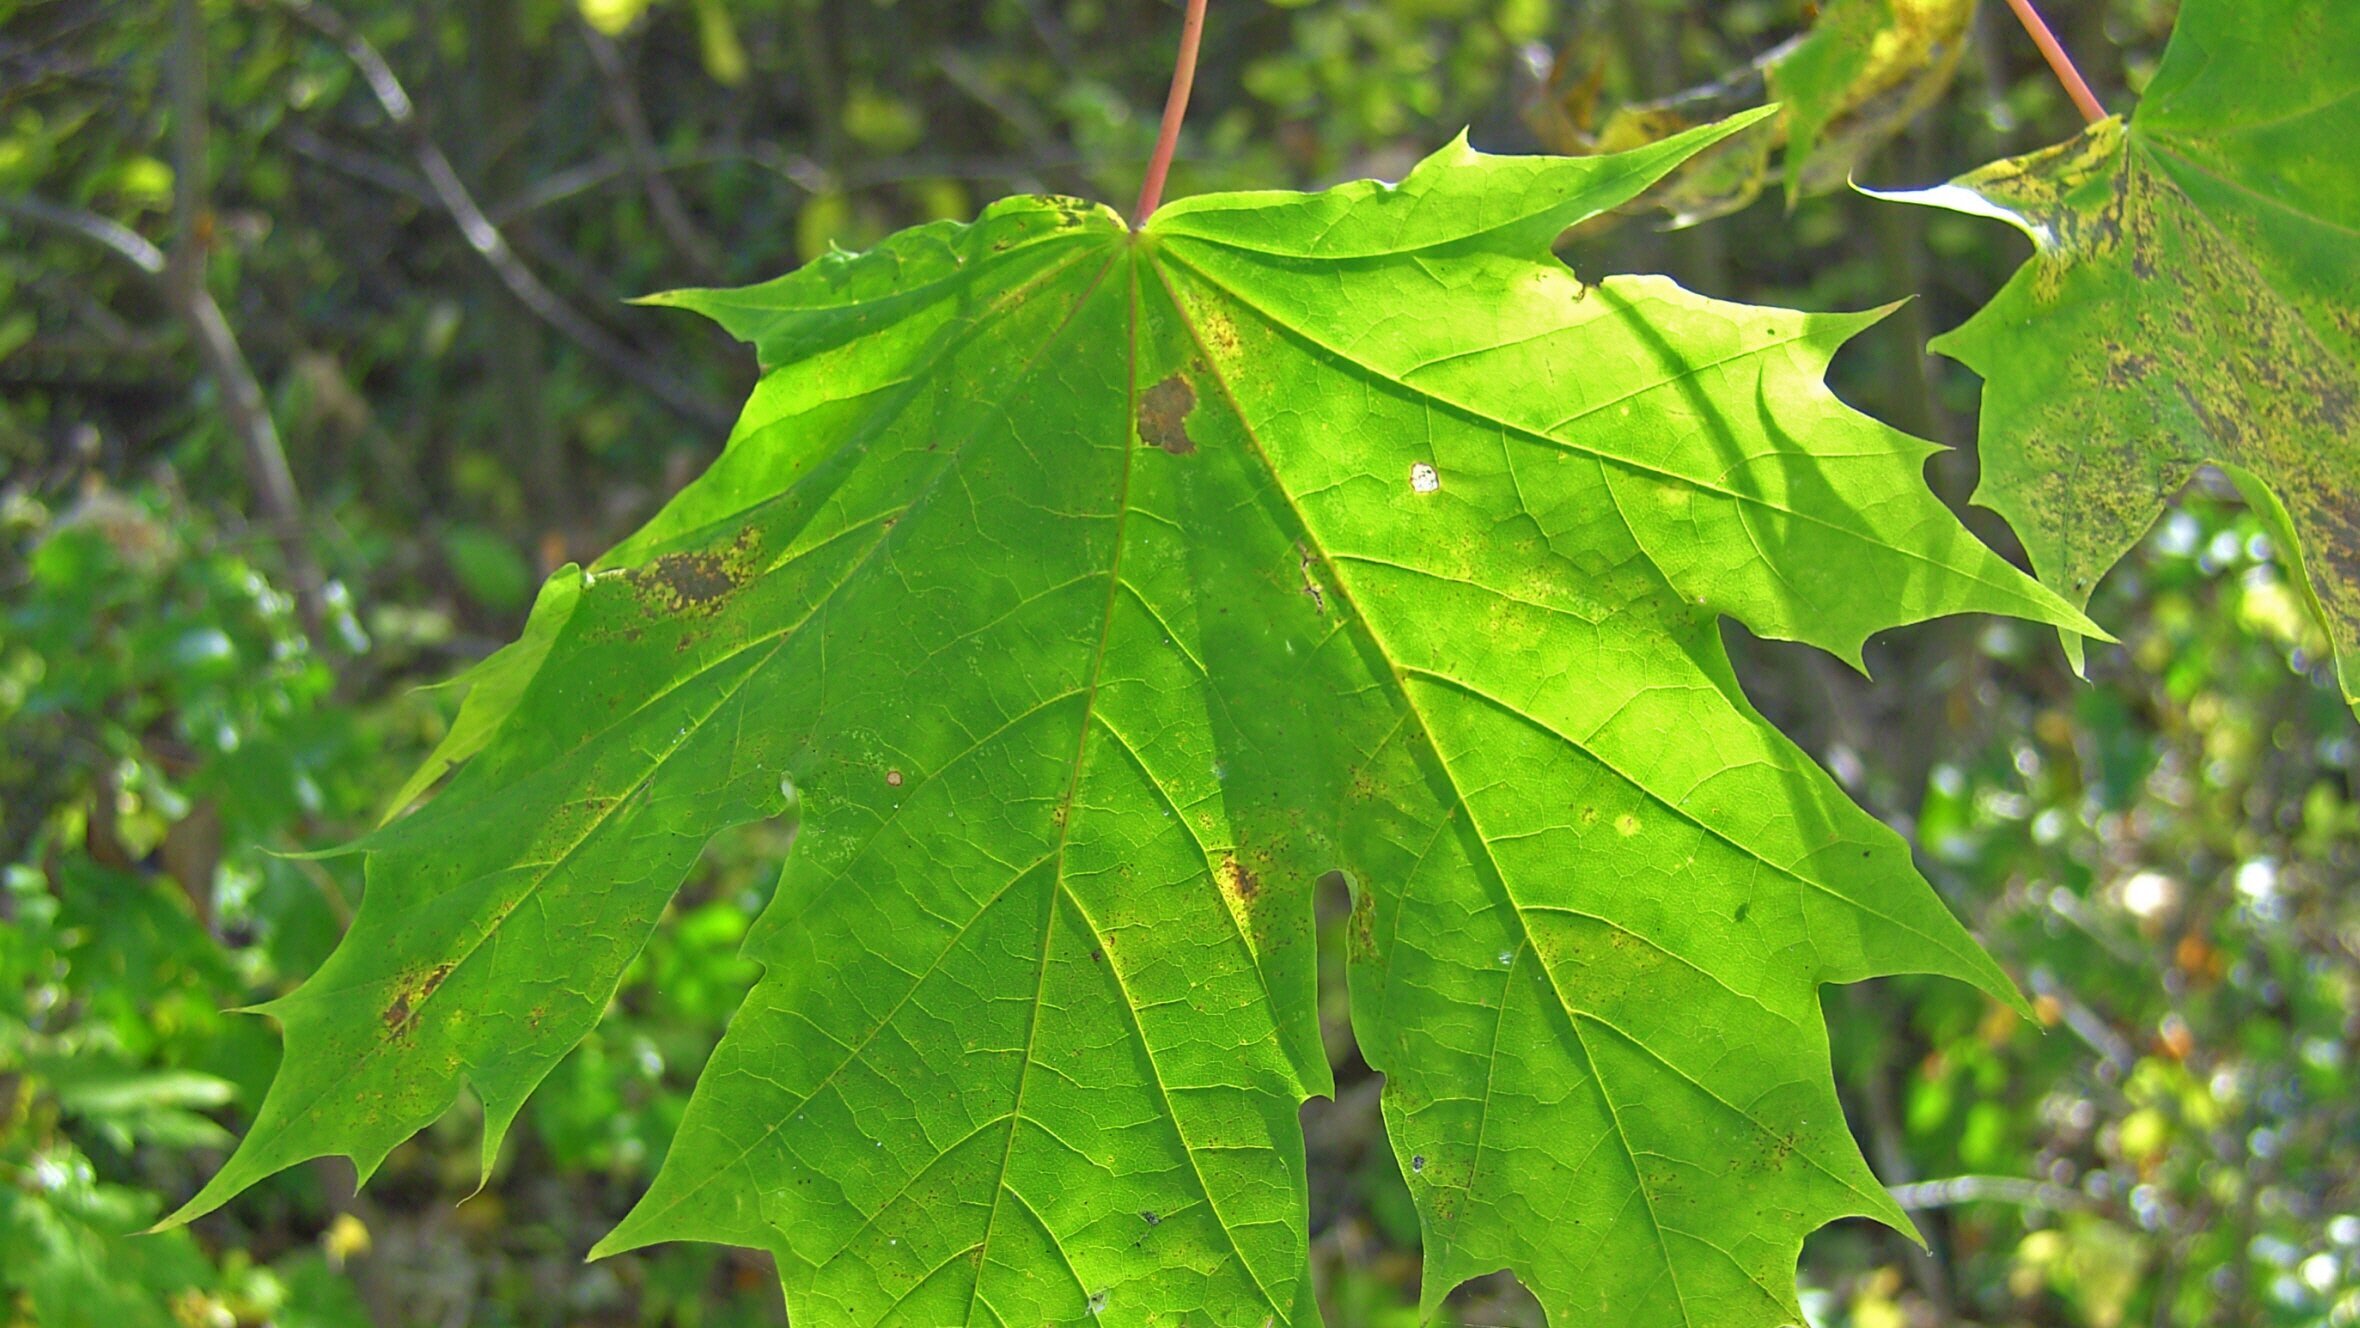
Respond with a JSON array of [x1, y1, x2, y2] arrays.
[[2, 485, 374, 1326], [2, 0, 2353, 1324], [1798, 491, 2360, 1326]]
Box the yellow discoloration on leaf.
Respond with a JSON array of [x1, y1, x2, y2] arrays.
[[1897, 0, 2360, 710]]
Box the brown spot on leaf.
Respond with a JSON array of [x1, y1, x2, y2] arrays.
[[1139, 375, 1198, 455], [621, 528, 758, 618], [885, 768, 904, 788], [632, 551, 738, 606], [1217, 856, 1261, 903], [383, 962, 455, 1038]]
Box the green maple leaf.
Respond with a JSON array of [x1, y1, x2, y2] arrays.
[[1875, 0, 2360, 710], [171, 111, 2099, 1326]]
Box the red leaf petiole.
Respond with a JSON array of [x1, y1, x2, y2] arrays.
[[1132, 0, 1210, 228], [2001, 0, 2109, 125]]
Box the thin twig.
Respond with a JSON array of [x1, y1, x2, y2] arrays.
[[1845, 986, 1956, 1313], [2027, 966, 2139, 1075], [1014, 0, 1079, 68], [178, 278, 330, 629], [278, 122, 438, 207], [490, 146, 822, 223], [1888, 1174, 2091, 1212], [0, 194, 166, 274], [270, 0, 732, 433], [937, 47, 1059, 154], [1999, 0, 2107, 124], [1132, 0, 1209, 227], [287, 130, 1072, 229], [789, 0, 842, 169], [579, 22, 723, 278]]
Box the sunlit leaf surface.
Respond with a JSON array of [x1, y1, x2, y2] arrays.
[[174, 111, 2097, 1327]]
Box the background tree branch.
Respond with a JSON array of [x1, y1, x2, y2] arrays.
[[270, 0, 732, 435], [0, 191, 329, 638]]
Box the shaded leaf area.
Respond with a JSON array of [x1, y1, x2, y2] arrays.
[[1529, 0, 1973, 226], [1879, 0, 2360, 711], [174, 115, 2099, 1327]]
